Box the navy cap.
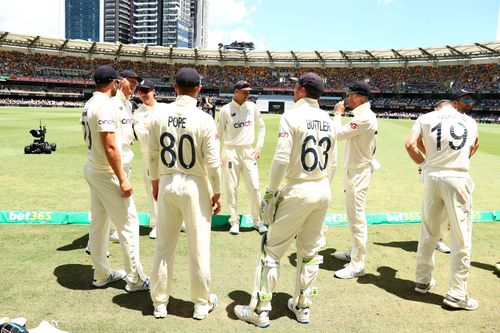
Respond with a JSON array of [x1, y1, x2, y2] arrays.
[[347, 81, 371, 96], [452, 88, 474, 100], [138, 79, 155, 90], [234, 80, 252, 91], [93, 64, 119, 84], [175, 68, 201, 88], [290, 72, 325, 98], [120, 69, 142, 81]]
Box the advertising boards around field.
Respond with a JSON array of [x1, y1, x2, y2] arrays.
[[0, 210, 497, 226]]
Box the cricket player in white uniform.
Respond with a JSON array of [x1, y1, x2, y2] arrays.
[[149, 68, 222, 320], [97, 69, 141, 243], [81, 64, 149, 292], [134, 79, 166, 239], [234, 73, 336, 328], [331, 81, 378, 279], [405, 97, 479, 310], [217, 80, 267, 235]]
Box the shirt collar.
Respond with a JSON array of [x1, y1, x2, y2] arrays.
[[352, 101, 371, 116], [293, 97, 319, 109], [231, 99, 247, 108], [175, 94, 198, 106]]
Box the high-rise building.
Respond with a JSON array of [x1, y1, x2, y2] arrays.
[[132, 0, 160, 45], [161, 0, 192, 48], [65, 0, 207, 47], [103, 0, 132, 44], [191, 0, 208, 48], [65, 0, 100, 41]]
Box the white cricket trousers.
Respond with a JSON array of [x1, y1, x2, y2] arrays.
[[416, 172, 474, 301], [344, 166, 372, 272], [83, 163, 146, 284], [107, 162, 132, 234], [140, 154, 158, 227], [222, 145, 261, 225], [150, 173, 213, 308], [250, 178, 331, 312]]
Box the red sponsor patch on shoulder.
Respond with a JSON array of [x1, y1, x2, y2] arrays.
[[349, 122, 358, 129]]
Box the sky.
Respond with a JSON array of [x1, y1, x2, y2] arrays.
[[0, 0, 498, 51]]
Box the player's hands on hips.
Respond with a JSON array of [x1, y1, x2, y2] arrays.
[[211, 193, 222, 215], [120, 180, 133, 198], [252, 147, 262, 160], [333, 101, 345, 115]]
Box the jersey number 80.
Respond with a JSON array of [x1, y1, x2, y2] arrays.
[[160, 132, 196, 169]]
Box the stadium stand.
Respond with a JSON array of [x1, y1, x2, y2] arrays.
[[0, 32, 498, 122]]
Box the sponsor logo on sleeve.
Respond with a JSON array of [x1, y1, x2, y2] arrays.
[[98, 119, 114, 125], [349, 122, 358, 129], [278, 131, 289, 138]]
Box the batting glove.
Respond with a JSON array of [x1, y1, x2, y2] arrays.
[[260, 188, 280, 225]]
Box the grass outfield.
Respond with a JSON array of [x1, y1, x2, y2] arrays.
[[0, 107, 499, 213], [0, 107, 499, 332]]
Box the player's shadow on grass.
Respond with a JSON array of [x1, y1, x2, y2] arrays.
[[210, 225, 256, 233], [56, 226, 151, 253], [56, 234, 88, 252], [113, 292, 197, 317], [357, 266, 442, 306], [287, 248, 345, 272], [471, 261, 500, 277], [373, 241, 418, 252], [139, 226, 151, 237], [226, 290, 294, 321], [54, 263, 125, 291]]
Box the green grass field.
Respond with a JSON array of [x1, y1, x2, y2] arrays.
[[0, 107, 499, 332]]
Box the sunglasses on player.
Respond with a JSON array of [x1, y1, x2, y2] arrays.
[[138, 88, 153, 94]]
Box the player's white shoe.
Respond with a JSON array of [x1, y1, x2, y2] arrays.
[[334, 266, 365, 279], [435, 240, 451, 254], [193, 294, 218, 320], [125, 276, 150, 292], [332, 249, 351, 262], [414, 278, 435, 294], [229, 223, 240, 235], [254, 222, 268, 235], [443, 294, 479, 311], [92, 270, 126, 287], [149, 227, 157, 239], [287, 298, 310, 324], [109, 231, 120, 243], [180, 222, 186, 233], [233, 305, 270, 328], [153, 304, 167, 318], [495, 262, 500, 272]]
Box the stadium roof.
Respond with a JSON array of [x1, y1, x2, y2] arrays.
[[1, 31, 499, 65]]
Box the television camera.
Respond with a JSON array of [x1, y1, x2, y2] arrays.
[[24, 121, 57, 154]]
